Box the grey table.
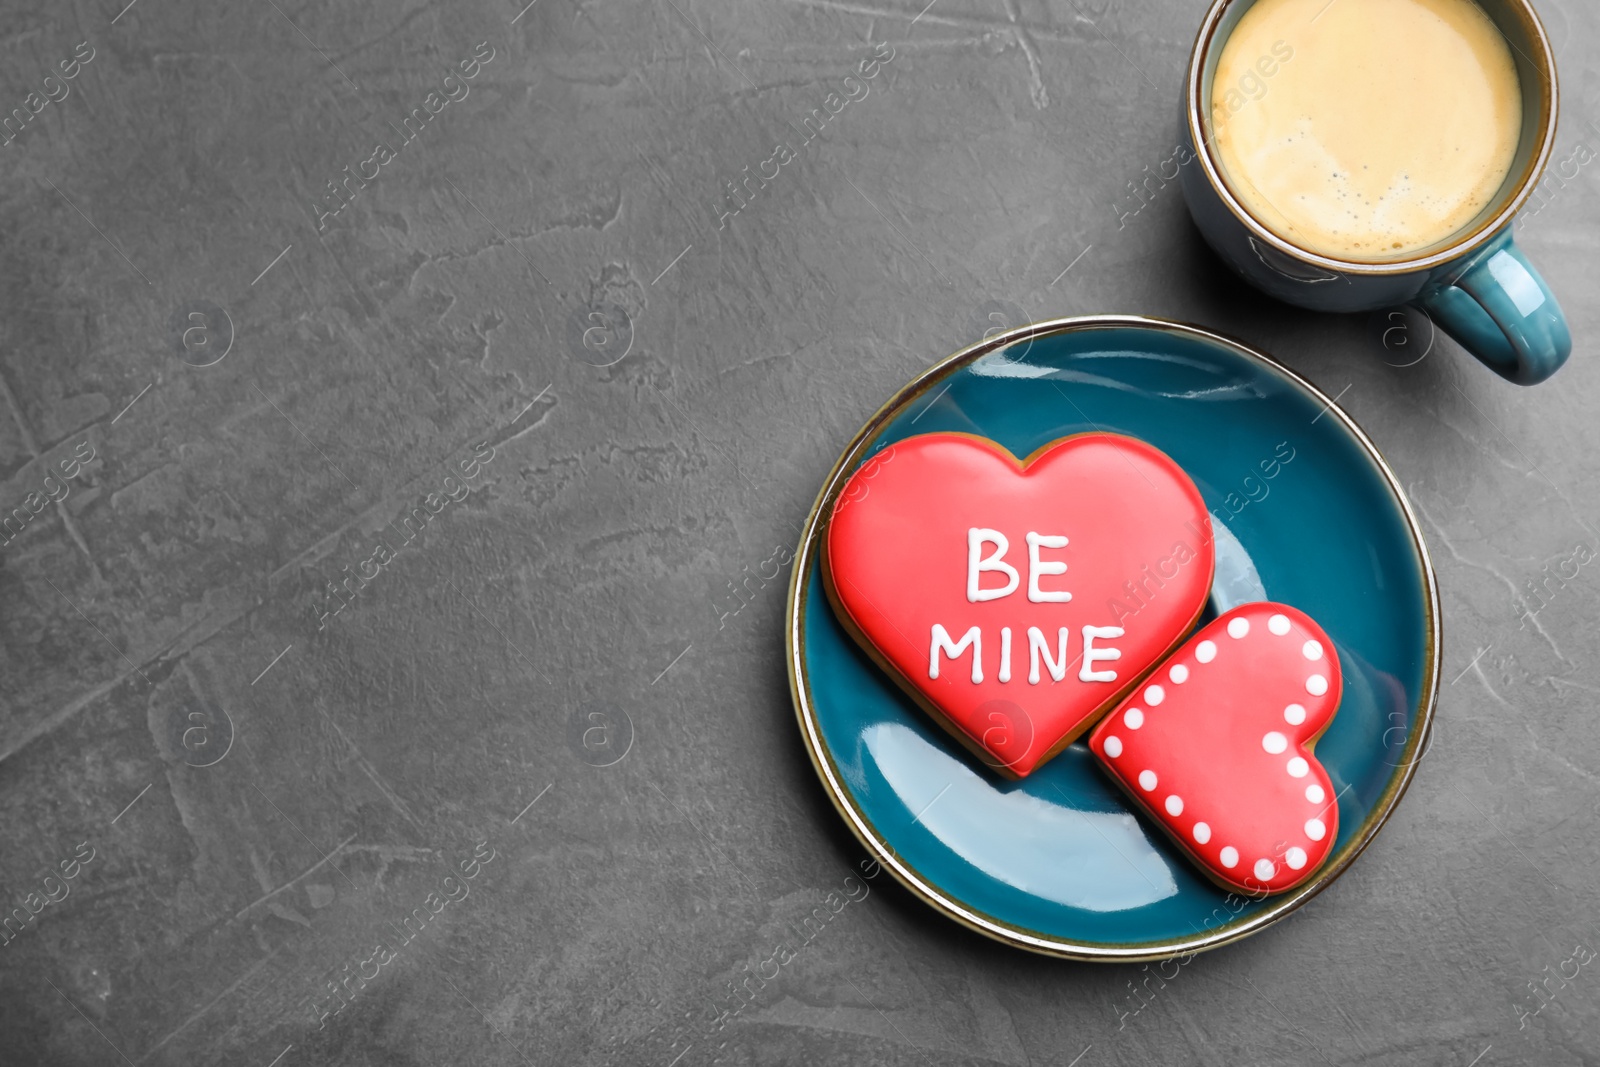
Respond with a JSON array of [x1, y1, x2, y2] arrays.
[[2, 1, 1596, 1064]]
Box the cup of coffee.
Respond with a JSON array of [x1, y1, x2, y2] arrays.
[[1179, 0, 1569, 384]]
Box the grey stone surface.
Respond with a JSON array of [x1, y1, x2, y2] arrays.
[[0, 0, 1597, 1064]]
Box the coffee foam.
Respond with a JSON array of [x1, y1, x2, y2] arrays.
[[1210, 0, 1522, 260]]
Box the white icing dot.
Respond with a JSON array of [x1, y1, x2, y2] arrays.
[[1303, 640, 1324, 661], [1305, 818, 1326, 841], [1103, 735, 1123, 758], [1286, 846, 1308, 870], [1169, 663, 1189, 684], [1124, 708, 1144, 730], [1305, 783, 1325, 804], [1193, 822, 1211, 844], [1284, 703, 1306, 725], [1145, 685, 1165, 706], [1262, 731, 1288, 754], [1138, 769, 1158, 791], [1287, 757, 1310, 778], [1165, 795, 1184, 816], [1268, 613, 1291, 635], [1220, 846, 1239, 868], [1254, 858, 1276, 881], [1227, 617, 1250, 639], [1196, 640, 1217, 663], [1306, 674, 1328, 696]]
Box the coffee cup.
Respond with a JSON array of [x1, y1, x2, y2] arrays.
[[1179, 0, 1570, 384]]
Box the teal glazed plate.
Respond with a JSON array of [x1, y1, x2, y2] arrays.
[[785, 315, 1441, 961]]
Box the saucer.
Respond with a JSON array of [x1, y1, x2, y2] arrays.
[[786, 315, 1440, 961]]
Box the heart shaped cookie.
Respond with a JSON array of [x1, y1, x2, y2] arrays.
[[1087, 602, 1342, 894], [823, 432, 1214, 778]]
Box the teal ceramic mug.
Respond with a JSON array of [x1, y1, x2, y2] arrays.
[[1179, 0, 1570, 385]]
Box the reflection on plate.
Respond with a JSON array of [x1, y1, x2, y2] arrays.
[[787, 316, 1440, 960], [865, 722, 1179, 911]]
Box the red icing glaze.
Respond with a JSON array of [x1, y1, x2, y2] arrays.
[[823, 432, 1214, 778], [1087, 602, 1343, 894]]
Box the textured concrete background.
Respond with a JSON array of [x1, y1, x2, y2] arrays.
[[1, 0, 1598, 1064]]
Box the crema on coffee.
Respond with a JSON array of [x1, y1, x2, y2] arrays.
[[1210, 0, 1522, 260]]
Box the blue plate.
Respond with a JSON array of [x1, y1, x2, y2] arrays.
[[785, 316, 1441, 960]]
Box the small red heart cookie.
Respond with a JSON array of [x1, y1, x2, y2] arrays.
[[1087, 603, 1342, 894], [823, 432, 1214, 778]]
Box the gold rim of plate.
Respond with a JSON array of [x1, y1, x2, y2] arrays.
[[783, 314, 1443, 962]]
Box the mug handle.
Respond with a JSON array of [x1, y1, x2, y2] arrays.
[[1416, 231, 1571, 385]]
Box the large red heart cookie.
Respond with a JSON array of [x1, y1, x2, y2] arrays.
[[1087, 602, 1342, 894], [823, 432, 1214, 778]]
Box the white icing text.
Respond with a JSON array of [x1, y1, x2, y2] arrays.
[[929, 623, 1125, 685], [967, 527, 1072, 603], [942, 525, 1121, 685]]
